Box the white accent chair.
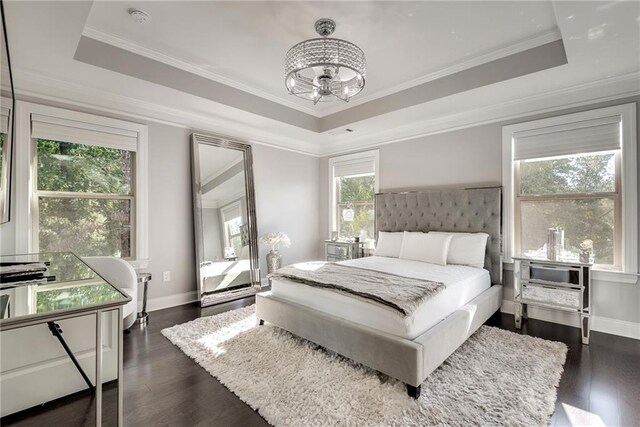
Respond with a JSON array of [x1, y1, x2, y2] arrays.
[[83, 256, 138, 330]]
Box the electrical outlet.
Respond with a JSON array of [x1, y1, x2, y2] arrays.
[[163, 271, 171, 282]]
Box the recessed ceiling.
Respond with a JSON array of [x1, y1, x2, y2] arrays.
[[83, 1, 560, 116]]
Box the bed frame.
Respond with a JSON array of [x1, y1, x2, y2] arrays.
[[256, 187, 503, 398]]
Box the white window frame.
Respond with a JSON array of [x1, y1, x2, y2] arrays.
[[502, 103, 637, 282], [328, 149, 379, 239], [14, 101, 149, 267]]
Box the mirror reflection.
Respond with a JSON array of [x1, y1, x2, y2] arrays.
[[199, 145, 251, 292], [1, 2, 15, 224], [192, 136, 259, 306]]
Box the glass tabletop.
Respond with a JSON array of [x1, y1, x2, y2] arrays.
[[0, 252, 130, 327]]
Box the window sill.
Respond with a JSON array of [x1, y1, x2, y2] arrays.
[[502, 262, 639, 285], [128, 259, 149, 270], [592, 269, 639, 285]]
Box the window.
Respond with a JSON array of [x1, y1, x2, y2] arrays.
[[329, 150, 379, 242], [503, 103, 637, 275], [15, 102, 148, 263], [221, 201, 244, 258], [34, 139, 135, 257], [516, 151, 620, 267]]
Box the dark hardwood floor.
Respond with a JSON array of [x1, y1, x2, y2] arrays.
[[4, 298, 639, 426]]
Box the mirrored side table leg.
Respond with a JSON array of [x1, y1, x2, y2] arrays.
[[136, 272, 152, 326]]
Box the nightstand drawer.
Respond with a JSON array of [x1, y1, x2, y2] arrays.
[[521, 263, 580, 286], [521, 283, 580, 310]]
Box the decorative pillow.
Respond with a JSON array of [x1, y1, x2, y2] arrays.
[[374, 232, 404, 258], [430, 232, 489, 268], [399, 231, 453, 266]]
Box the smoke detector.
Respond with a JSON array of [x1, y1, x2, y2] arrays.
[[128, 8, 151, 24]]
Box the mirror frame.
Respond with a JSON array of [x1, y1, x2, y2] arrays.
[[0, 0, 15, 224], [191, 133, 260, 307]]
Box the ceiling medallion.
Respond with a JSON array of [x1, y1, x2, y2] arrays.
[[285, 18, 366, 105]]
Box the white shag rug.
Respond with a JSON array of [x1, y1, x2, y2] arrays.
[[162, 305, 567, 427]]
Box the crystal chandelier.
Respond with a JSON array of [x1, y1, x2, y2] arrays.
[[285, 19, 366, 104]]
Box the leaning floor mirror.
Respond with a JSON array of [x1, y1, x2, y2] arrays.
[[191, 133, 260, 307]]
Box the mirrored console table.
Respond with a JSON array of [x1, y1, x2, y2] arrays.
[[513, 256, 592, 344], [0, 252, 130, 425]]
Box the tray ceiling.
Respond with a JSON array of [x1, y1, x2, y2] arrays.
[[3, 1, 639, 156], [83, 1, 560, 116]]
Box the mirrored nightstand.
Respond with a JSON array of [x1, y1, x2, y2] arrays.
[[324, 240, 367, 262], [513, 256, 592, 344]]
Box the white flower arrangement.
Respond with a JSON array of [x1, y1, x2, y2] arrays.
[[259, 232, 291, 252], [580, 239, 594, 251]]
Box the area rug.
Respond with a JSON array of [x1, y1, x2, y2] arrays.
[[162, 305, 567, 426]]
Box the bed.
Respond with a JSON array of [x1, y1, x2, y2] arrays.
[[256, 187, 503, 398], [201, 246, 252, 294]]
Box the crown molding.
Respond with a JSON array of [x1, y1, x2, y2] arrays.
[[13, 67, 322, 157], [318, 28, 563, 117], [12, 66, 638, 160], [82, 26, 322, 118], [319, 72, 640, 156]]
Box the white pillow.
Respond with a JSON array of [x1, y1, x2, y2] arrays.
[[374, 232, 404, 258], [399, 231, 453, 266], [430, 232, 489, 268]]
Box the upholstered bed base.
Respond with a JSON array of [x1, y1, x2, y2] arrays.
[[255, 284, 502, 397]]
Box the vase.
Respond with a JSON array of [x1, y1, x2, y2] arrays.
[[266, 250, 282, 274]]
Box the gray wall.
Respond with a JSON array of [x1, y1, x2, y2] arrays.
[[253, 144, 321, 273], [320, 96, 640, 324], [0, 96, 321, 308], [145, 122, 197, 303]]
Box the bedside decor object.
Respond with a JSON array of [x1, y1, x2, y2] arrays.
[[513, 256, 592, 344], [285, 18, 366, 104], [260, 232, 291, 274], [579, 239, 593, 263], [546, 227, 560, 260]]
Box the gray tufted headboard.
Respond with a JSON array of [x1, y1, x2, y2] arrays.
[[375, 187, 502, 285]]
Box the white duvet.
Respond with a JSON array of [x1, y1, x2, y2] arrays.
[[270, 256, 490, 340]]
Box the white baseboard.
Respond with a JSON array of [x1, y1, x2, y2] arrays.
[[146, 291, 198, 312], [501, 299, 640, 340], [591, 316, 640, 340], [143, 284, 271, 313]]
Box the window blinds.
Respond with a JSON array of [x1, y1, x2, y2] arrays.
[[0, 106, 10, 134], [31, 114, 138, 152], [333, 157, 376, 178], [221, 202, 242, 222], [513, 115, 621, 161]]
